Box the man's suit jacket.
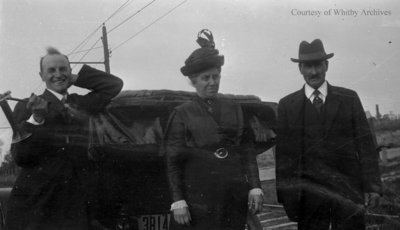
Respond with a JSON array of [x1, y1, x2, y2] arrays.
[[5, 65, 123, 230], [275, 83, 381, 221]]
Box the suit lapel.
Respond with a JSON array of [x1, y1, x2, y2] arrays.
[[287, 88, 306, 126], [286, 84, 342, 134], [40, 89, 65, 115], [324, 84, 341, 134]]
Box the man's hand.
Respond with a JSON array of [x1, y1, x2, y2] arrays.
[[248, 193, 263, 215], [71, 73, 78, 84], [173, 207, 191, 225], [364, 192, 380, 208], [26, 94, 48, 123]]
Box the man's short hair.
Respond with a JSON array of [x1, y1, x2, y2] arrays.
[[39, 47, 70, 72]]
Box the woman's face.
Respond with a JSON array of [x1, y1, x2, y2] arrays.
[[191, 67, 221, 99]]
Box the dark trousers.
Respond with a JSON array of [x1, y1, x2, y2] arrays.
[[298, 191, 365, 230], [82, 161, 102, 220]]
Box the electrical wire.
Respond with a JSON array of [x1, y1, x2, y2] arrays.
[[68, 46, 103, 56], [70, 0, 157, 66], [108, 0, 157, 34], [68, 0, 133, 58], [71, 38, 102, 70], [93, 57, 105, 69], [69, 0, 186, 70], [104, 0, 134, 23], [112, 0, 187, 52], [68, 25, 103, 59]]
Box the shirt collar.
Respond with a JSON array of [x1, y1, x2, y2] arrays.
[[304, 81, 328, 101], [46, 88, 67, 101]]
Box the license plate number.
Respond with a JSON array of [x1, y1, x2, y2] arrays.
[[138, 214, 170, 230]]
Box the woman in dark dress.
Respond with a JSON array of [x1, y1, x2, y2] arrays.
[[164, 29, 263, 230]]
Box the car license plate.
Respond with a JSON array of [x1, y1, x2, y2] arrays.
[[138, 214, 170, 230]]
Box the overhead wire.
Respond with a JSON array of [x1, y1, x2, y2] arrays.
[[68, 0, 133, 58], [111, 0, 188, 52], [70, 0, 158, 67], [71, 38, 102, 70], [107, 0, 157, 34], [104, 0, 135, 23], [70, 0, 187, 70], [68, 25, 103, 59], [93, 57, 105, 69], [22, 0, 157, 98], [68, 46, 103, 56]]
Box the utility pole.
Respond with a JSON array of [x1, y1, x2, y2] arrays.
[[102, 24, 111, 74], [376, 104, 381, 120], [70, 24, 111, 73]]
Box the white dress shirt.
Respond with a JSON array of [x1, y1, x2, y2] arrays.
[[304, 81, 328, 104]]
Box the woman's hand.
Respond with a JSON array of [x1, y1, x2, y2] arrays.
[[173, 207, 191, 225], [248, 192, 263, 215]]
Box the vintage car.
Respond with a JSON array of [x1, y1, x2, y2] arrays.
[[89, 90, 277, 230], [0, 89, 277, 230]]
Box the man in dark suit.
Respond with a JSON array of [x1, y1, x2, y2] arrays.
[[275, 39, 382, 230], [5, 47, 123, 230]]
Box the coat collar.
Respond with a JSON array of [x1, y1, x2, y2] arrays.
[[304, 81, 328, 103], [45, 88, 66, 101]]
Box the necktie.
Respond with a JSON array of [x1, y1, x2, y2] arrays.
[[61, 94, 67, 104], [61, 94, 71, 143], [61, 94, 69, 119], [313, 90, 323, 114]]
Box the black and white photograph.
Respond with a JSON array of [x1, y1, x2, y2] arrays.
[[0, 0, 399, 229]]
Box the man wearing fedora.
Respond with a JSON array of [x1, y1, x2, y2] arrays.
[[275, 39, 382, 230]]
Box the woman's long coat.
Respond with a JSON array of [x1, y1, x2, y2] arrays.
[[165, 97, 261, 230]]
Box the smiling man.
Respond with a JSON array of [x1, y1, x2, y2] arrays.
[[275, 39, 382, 230], [5, 47, 123, 230]]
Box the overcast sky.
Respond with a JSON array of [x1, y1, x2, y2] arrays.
[[0, 0, 399, 160]]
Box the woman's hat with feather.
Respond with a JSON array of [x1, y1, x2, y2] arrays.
[[180, 29, 224, 76]]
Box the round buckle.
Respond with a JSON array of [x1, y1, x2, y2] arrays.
[[214, 148, 229, 159]]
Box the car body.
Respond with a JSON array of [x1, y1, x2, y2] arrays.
[[90, 90, 277, 229], [1, 89, 277, 230]]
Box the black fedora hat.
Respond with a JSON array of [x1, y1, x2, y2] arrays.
[[291, 39, 334, 63], [181, 29, 224, 76]]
